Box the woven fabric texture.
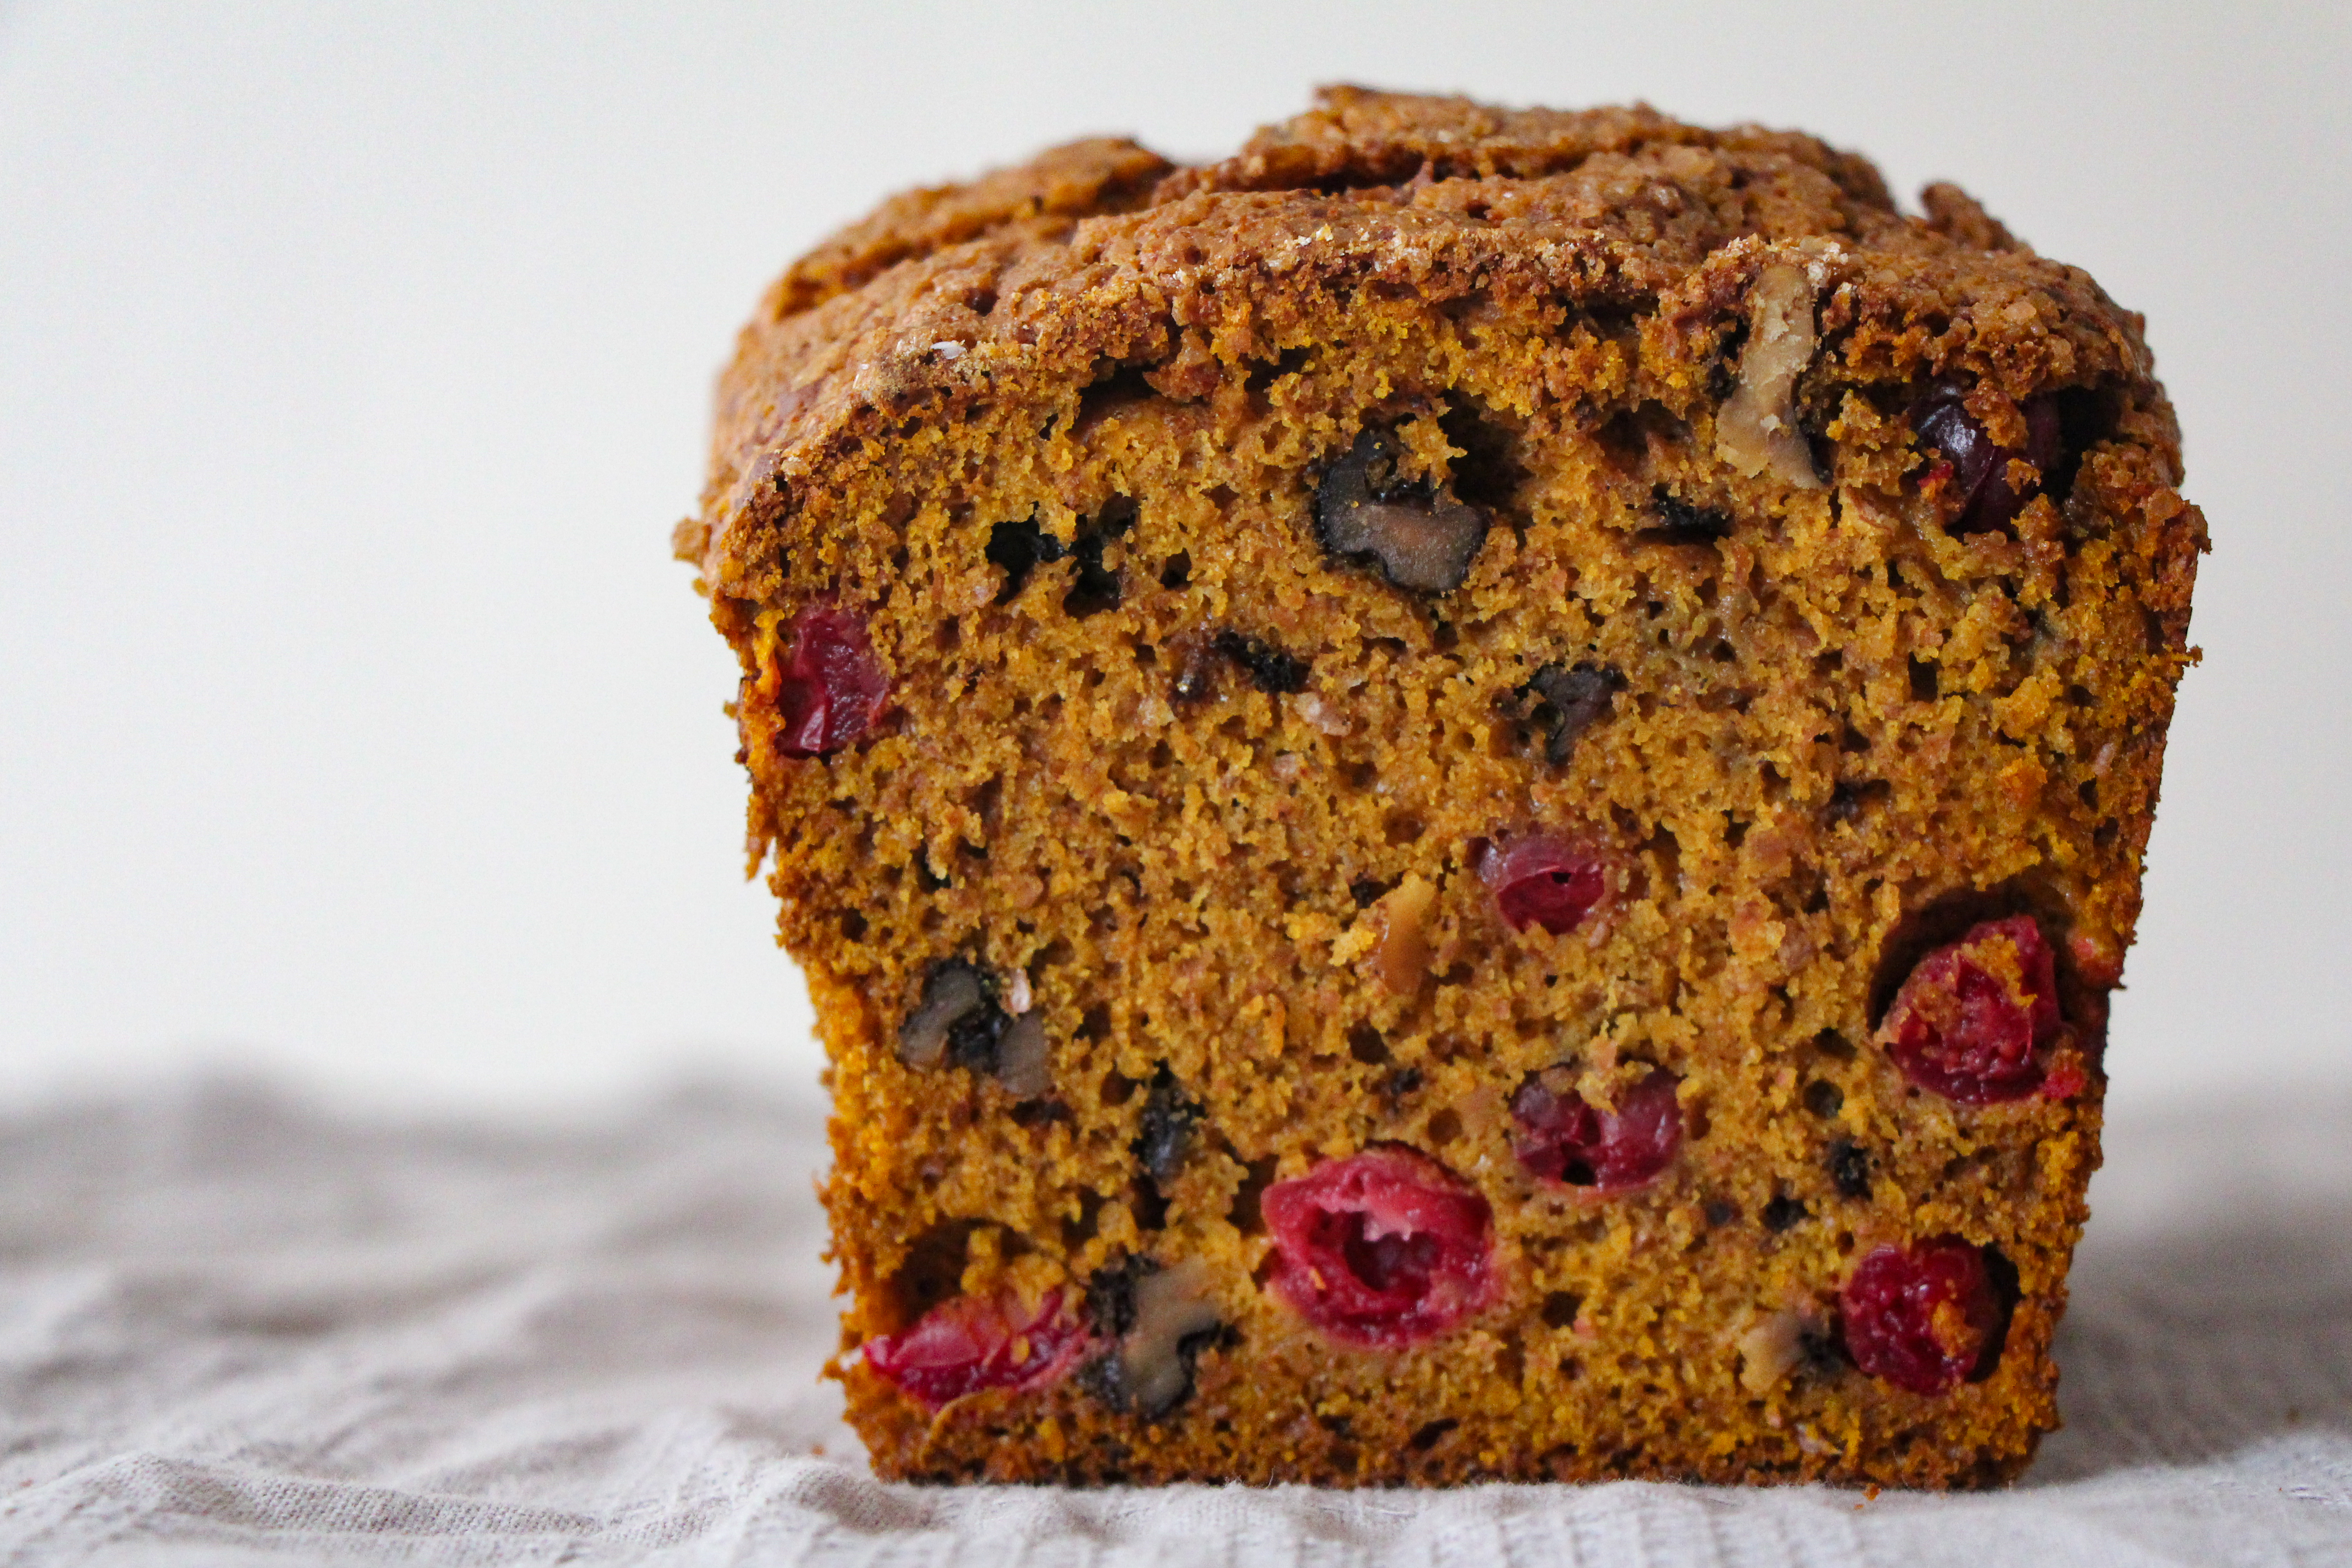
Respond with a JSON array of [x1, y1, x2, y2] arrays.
[[2, 1079, 2346, 1566]]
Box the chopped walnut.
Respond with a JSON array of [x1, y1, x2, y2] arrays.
[[1115, 1258, 1223, 1418], [1373, 874, 1438, 994], [1715, 264, 1824, 490]]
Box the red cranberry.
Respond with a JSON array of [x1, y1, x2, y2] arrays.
[[1511, 1068, 1682, 1191], [1912, 387, 2063, 533], [1839, 1238, 2003, 1394], [861, 1288, 1089, 1411], [1262, 1147, 1498, 1348], [772, 604, 887, 757], [1480, 835, 1608, 936], [1879, 915, 2061, 1103]]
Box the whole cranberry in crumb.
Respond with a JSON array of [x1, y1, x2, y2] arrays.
[[771, 605, 887, 757], [1480, 835, 1609, 936], [1912, 388, 2063, 534], [861, 1289, 1089, 1411], [1840, 1238, 2003, 1395], [1511, 1068, 1683, 1191], [1879, 915, 2062, 1103], [1262, 1147, 1498, 1348]]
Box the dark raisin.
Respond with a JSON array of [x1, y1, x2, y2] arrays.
[[984, 515, 1065, 602], [1641, 486, 1734, 543], [1518, 662, 1626, 766], [1133, 1065, 1204, 1181], [1762, 1194, 1809, 1232], [1314, 427, 1490, 593], [1212, 630, 1309, 694], [1827, 1139, 1872, 1199], [1086, 1254, 1155, 1339]]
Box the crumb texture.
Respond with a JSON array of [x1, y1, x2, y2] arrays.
[[679, 87, 2205, 1489]]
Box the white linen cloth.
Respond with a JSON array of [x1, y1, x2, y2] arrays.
[[0, 1077, 2345, 1567]]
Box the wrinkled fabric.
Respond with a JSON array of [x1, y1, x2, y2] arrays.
[[1, 1079, 2346, 1566]]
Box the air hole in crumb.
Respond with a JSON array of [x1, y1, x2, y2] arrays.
[[1723, 815, 1749, 850], [1383, 812, 1426, 846], [1229, 1156, 1278, 1237], [1159, 552, 1192, 589], [1426, 1109, 1464, 1147], [1078, 1003, 1113, 1041], [1908, 657, 1941, 702], [888, 1219, 981, 1325], [1349, 876, 1392, 909], [1347, 1024, 1391, 1066], [1495, 1330, 1526, 1385], [1061, 1189, 1106, 1250], [1342, 761, 1379, 791], [1684, 1104, 1711, 1141], [1803, 1080, 1845, 1118], [934, 619, 961, 654], [2093, 820, 2120, 849], [1814, 1029, 1857, 1061], [1541, 1291, 1584, 1330], [1409, 1418, 1460, 1452], [1100, 1069, 1138, 1107], [839, 910, 868, 941], [2078, 778, 2099, 810]]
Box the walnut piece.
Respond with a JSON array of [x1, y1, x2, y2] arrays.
[[1714, 263, 1824, 490]]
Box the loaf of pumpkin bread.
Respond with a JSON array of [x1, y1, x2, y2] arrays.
[[673, 88, 2204, 1487]]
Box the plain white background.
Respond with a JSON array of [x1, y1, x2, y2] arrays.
[[2, 1, 2346, 1116]]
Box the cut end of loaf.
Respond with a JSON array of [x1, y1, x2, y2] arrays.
[[682, 91, 2205, 1488]]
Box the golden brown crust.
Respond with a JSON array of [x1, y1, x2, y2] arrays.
[[679, 90, 2205, 1490]]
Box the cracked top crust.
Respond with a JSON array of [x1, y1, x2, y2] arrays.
[[678, 87, 2161, 597]]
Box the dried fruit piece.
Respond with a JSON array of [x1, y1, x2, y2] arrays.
[[1826, 1139, 1872, 1199], [1519, 663, 1625, 766], [1839, 1239, 2002, 1395], [1878, 914, 2061, 1103], [1510, 1067, 1683, 1191], [1262, 1146, 1498, 1347], [1479, 835, 1609, 935], [771, 605, 888, 758], [1133, 1066, 1203, 1181], [1084, 1256, 1223, 1418], [863, 1289, 1090, 1411], [897, 959, 1009, 1072], [1314, 427, 1491, 593], [1645, 487, 1734, 543], [1212, 630, 1310, 694], [1913, 387, 2064, 533]]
